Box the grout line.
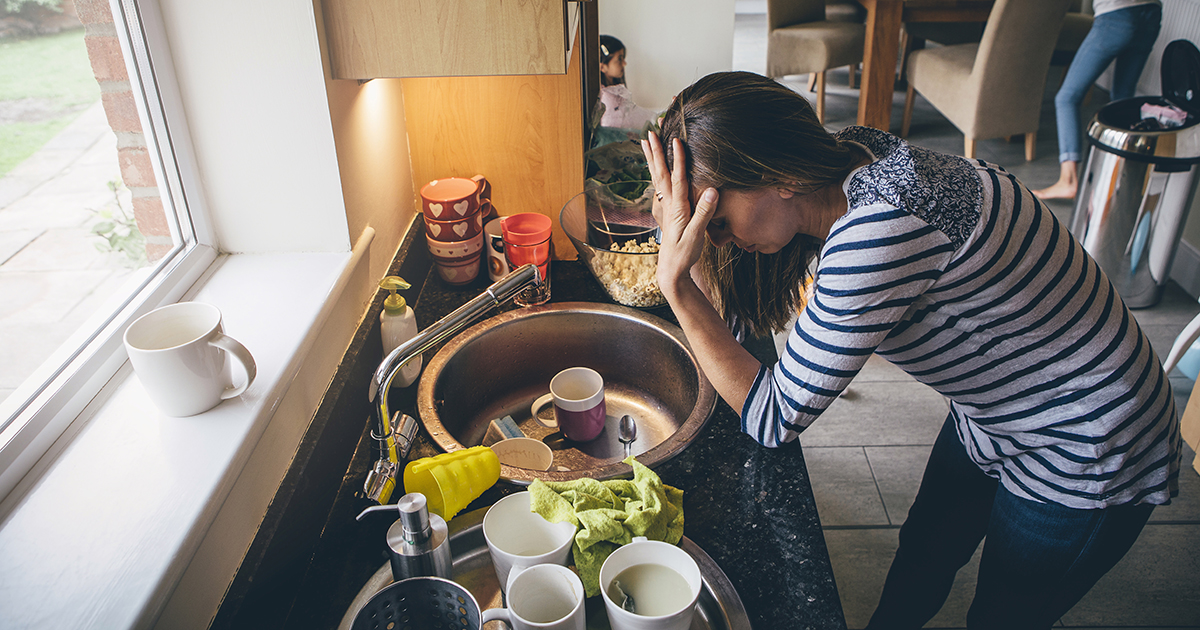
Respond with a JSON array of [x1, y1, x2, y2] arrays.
[[862, 446, 893, 526]]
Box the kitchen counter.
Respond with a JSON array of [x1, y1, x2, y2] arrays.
[[221, 246, 847, 629]]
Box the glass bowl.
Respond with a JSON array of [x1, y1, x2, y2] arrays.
[[560, 182, 666, 308]]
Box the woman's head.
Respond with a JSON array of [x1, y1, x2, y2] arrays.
[[658, 71, 858, 194], [657, 72, 865, 335], [599, 35, 626, 86]]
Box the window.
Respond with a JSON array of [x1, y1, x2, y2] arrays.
[[0, 0, 213, 499]]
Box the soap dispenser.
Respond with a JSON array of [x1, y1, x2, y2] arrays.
[[380, 276, 420, 387], [387, 492, 453, 581]]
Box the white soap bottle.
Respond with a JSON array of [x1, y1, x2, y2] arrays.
[[380, 276, 421, 387]]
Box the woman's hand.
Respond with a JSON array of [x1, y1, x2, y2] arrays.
[[641, 131, 719, 300]]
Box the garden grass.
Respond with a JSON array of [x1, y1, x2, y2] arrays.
[[0, 28, 101, 176]]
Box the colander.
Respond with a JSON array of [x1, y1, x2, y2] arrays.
[[351, 576, 482, 630]]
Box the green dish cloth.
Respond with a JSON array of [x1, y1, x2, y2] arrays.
[[528, 456, 684, 597]]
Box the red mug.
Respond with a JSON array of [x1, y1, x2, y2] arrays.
[[422, 175, 490, 221]]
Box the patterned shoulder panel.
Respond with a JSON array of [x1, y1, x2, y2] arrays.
[[834, 126, 983, 249]]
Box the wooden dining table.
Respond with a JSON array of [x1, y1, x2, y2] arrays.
[[853, 0, 995, 130]]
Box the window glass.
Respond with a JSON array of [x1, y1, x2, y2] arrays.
[[0, 0, 194, 462]]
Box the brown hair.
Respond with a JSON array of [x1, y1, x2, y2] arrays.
[[658, 71, 863, 336]]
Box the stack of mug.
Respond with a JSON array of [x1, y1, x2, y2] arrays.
[[421, 175, 492, 285]]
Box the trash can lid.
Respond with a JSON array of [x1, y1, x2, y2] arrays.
[[1162, 40, 1200, 114]]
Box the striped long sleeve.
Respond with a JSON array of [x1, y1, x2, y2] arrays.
[[741, 127, 1181, 509]]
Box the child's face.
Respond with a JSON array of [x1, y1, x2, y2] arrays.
[[600, 49, 626, 82]]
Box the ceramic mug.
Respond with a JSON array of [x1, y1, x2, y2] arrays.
[[484, 218, 511, 282], [123, 302, 257, 417], [482, 564, 586, 630], [598, 537, 702, 630], [531, 367, 606, 442], [424, 201, 489, 242], [426, 232, 484, 285], [421, 174, 490, 220], [482, 491, 577, 594]]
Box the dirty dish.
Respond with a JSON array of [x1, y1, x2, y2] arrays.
[[491, 437, 553, 471]]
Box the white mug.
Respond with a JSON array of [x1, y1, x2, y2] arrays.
[[598, 537, 703, 630], [482, 564, 586, 630], [484, 217, 511, 282], [482, 491, 577, 593], [123, 302, 257, 417]]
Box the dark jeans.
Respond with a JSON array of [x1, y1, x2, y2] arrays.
[[865, 414, 1155, 630]]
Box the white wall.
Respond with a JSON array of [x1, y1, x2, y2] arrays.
[[599, 0, 737, 111], [156, 0, 350, 254]]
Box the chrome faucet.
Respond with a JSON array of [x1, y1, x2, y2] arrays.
[[366, 263, 542, 487]]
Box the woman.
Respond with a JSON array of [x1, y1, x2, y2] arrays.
[[642, 72, 1180, 629], [1034, 0, 1162, 199]]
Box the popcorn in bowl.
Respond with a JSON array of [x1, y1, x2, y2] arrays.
[[561, 182, 667, 309], [588, 238, 664, 308]]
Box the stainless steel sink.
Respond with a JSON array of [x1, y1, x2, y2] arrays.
[[416, 302, 717, 483]]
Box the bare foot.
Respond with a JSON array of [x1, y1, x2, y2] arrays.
[[1033, 180, 1078, 200], [1033, 161, 1079, 200]]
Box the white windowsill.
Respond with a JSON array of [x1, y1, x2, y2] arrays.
[[0, 249, 356, 629]]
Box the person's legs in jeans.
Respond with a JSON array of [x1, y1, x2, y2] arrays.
[[865, 414, 997, 630], [1036, 6, 1155, 199], [965, 487, 1155, 629], [1109, 4, 1163, 101]]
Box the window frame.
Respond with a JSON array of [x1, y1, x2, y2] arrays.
[[0, 0, 216, 501]]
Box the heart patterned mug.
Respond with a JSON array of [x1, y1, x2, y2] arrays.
[[421, 174, 490, 221]]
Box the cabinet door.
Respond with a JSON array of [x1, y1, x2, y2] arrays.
[[322, 0, 568, 79]]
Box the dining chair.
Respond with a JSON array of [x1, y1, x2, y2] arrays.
[[766, 0, 866, 124], [825, 0, 866, 88], [901, 0, 1071, 160]]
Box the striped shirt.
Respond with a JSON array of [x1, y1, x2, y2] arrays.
[[742, 127, 1181, 509]]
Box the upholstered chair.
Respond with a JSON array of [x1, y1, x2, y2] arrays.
[[901, 0, 1071, 160], [766, 0, 866, 124]]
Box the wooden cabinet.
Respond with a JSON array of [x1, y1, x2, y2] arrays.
[[399, 23, 586, 260], [321, 0, 580, 79]]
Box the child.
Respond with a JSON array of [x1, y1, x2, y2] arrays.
[[598, 35, 657, 130]]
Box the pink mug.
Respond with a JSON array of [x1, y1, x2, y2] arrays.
[[531, 367, 606, 442], [421, 175, 490, 220]]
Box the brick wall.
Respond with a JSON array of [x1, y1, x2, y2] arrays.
[[75, 0, 172, 262]]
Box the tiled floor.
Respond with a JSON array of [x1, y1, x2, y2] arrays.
[[730, 8, 1200, 629]]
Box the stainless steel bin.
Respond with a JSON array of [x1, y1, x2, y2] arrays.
[[1069, 40, 1200, 308]]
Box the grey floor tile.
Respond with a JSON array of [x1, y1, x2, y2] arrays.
[[864, 445, 933, 526], [800, 380, 948, 448], [1130, 282, 1200, 327], [852, 354, 914, 383], [1059, 523, 1200, 627], [804, 447, 889, 527], [822, 528, 897, 630], [823, 527, 982, 630]]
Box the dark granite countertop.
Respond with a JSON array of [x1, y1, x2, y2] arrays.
[[277, 259, 847, 630]]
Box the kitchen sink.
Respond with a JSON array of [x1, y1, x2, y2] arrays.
[[416, 302, 717, 483]]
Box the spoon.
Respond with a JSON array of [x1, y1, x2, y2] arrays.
[[618, 414, 637, 457]]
